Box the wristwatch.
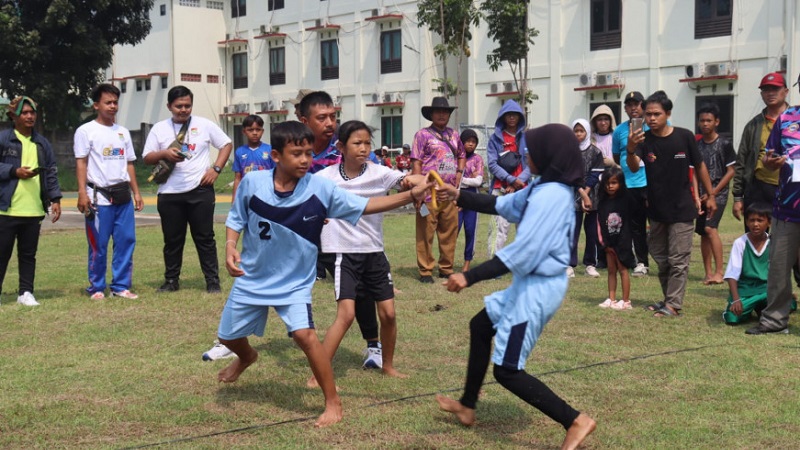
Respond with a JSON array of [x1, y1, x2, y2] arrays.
[[213, 165, 222, 174]]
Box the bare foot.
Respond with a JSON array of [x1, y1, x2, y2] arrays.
[[217, 350, 258, 383], [307, 375, 319, 389], [710, 274, 724, 285], [314, 398, 343, 428], [561, 413, 596, 450], [382, 367, 409, 378], [435, 394, 476, 426]]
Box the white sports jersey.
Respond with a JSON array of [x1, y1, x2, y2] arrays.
[[316, 163, 404, 253], [142, 116, 231, 194], [73, 120, 135, 206]]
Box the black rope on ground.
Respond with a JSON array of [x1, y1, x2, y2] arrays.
[[120, 344, 718, 449]]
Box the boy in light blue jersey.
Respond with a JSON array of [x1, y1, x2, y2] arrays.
[[216, 121, 430, 427], [230, 114, 273, 200]]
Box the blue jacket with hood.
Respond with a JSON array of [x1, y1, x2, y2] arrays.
[[486, 100, 531, 187], [0, 128, 62, 214]]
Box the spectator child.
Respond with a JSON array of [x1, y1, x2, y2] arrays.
[[596, 166, 636, 310], [695, 103, 736, 285], [458, 129, 484, 272], [216, 121, 429, 427], [310, 121, 423, 386], [570, 119, 605, 278], [231, 115, 274, 200], [723, 203, 771, 324], [435, 124, 596, 450], [590, 104, 617, 166]]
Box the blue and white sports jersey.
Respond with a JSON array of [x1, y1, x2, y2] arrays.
[[226, 170, 369, 306]]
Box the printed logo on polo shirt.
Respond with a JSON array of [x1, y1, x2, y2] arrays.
[[263, 151, 270, 159], [118, 133, 125, 141], [102, 146, 126, 158], [190, 128, 198, 136], [647, 152, 657, 162], [674, 152, 686, 159], [240, 154, 248, 160], [788, 123, 800, 134]]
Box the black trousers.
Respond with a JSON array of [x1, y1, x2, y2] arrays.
[[156, 186, 219, 284], [629, 187, 649, 267], [460, 309, 579, 430], [319, 251, 379, 341], [0, 215, 43, 295]]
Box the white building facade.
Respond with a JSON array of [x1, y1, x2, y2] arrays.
[[108, 0, 799, 151]]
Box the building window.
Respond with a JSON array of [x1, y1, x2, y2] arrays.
[[269, 47, 286, 85], [136, 80, 142, 91], [179, 0, 199, 6], [695, 95, 734, 141], [160, 4, 166, 15], [161, 76, 168, 89], [589, 102, 621, 128], [380, 30, 402, 74], [268, 0, 284, 11], [233, 124, 243, 150], [181, 73, 202, 82], [207, 1, 223, 10], [207, 74, 219, 83], [381, 116, 403, 148], [145, 79, 151, 90], [695, 0, 732, 39], [321, 39, 339, 80], [232, 53, 248, 89], [231, 0, 245, 17], [590, 0, 621, 51], [120, 81, 127, 94]]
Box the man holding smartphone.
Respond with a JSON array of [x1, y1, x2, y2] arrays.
[[612, 91, 650, 277]]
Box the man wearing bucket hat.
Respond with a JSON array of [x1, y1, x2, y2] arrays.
[[0, 96, 62, 306], [411, 97, 466, 283]]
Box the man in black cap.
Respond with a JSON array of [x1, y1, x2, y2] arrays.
[[0, 96, 62, 306], [612, 91, 650, 276], [410, 97, 466, 283]]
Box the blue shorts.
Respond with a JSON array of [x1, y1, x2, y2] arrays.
[[217, 299, 315, 340]]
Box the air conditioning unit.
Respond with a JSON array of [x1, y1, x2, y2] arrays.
[[685, 63, 704, 79], [383, 93, 393, 103], [490, 83, 500, 94], [371, 8, 380, 17], [503, 82, 514, 92], [372, 92, 382, 103], [261, 101, 274, 111], [704, 62, 730, 77], [260, 25, 268, 34], [579, 71, 597, 87], [223, 106, 229, 114], [315, 19, 322, 27], [597, 74, 615, 86], [225, 33, 231, 40], [332, 96, 341, 107], [234, 103, 249, 114]]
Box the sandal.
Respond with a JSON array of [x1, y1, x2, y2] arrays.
[[653, 305, 680, 318], [644, 301, 665, 312]]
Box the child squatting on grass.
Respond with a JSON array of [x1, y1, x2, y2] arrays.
[[216, 121, 432, 427], [596, 166, 636, 310], [308, 120, 426, 387], [433, 124, 596, 450]]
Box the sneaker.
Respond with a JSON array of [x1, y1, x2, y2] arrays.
[[598, 298, 614, 308], [202, 341, 235, 361], [611, 300, 633, 310], [362, 343, 383, 369], [632, 263, 648, 277], [206, 282, 221, 293], [585, 265, 600, 278], [419, 275, 434, 284], [566, 267, 575, 278], [90, 291, 106, 300], [745, 324, 789, 335], [157, 279, 179, 292], [16, 291, 40, 306], [111, 290, 138, 299]]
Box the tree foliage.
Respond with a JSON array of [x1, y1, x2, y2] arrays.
[[0, 0, 154, 129], [481, 0, 539, 106], [417, 0, 481, 98]]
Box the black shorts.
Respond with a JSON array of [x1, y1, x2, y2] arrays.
[[333, 252, 394, 302], [695, 197, 727, 235]]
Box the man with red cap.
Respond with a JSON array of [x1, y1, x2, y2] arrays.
[[732, 72, 790, 223]]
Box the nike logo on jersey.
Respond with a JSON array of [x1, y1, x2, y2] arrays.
[[303, 215, 318, 221]]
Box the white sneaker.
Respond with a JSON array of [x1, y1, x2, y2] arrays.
[[598, 298, 614, 308], [632, 263, 648, 277], [362, 343, 383, 369], [566, 267, 575, 278], [111, 290, 139, 299], [611, 300, 632, 310], [202, 341, 235, 361], [17, 291, 40, 306], [586, 265, 600, 278], [90, 291, 105, 300]]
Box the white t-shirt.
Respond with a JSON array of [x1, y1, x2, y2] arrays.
[[317, 163, 405, 253], [142, 116, 231, 194], [73, 120, 136, 206]]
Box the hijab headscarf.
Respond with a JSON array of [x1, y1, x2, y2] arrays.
[[524, 124, 584, 187], [571, 118, 592, 151]]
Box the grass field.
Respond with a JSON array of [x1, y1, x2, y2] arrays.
[[0, 208, 798, 449]]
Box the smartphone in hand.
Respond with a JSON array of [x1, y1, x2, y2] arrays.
[[631, 118, 644, 134]]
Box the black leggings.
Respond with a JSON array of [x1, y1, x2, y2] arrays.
[[459, 309, 579, 430]]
